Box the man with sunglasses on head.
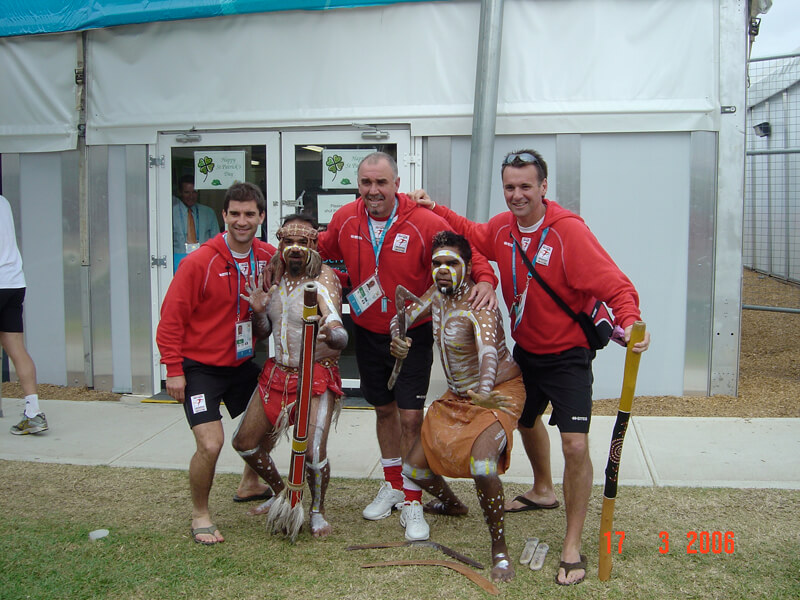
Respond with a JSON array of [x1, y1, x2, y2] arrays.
[[413, 149, 650, 585]]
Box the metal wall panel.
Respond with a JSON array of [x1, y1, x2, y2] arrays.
[[108, 146, 132, 393], [710, 0, 746, 395], [125, 146, 153, 395], [684, 132, 717, 394], [19, 153, 68, 385], [581, 132, 690, 398], [60, 150, 85, 386], [555, 134, 581, 214], [422, 137, 452, 207], [88, 146, 113, 391]]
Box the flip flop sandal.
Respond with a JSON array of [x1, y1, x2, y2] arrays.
[[519, 537, 539, 565], [555, 554, 586, 585], [191, 525, 222, 545], [529, 542, 549, 571], [505, 496, 560, 513]]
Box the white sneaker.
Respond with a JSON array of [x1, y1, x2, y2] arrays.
[[399, 500, 430, 541], [362, 482, 405, 520]]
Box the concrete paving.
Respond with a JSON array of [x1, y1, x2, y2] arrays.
[[1, 396, 798, 490]]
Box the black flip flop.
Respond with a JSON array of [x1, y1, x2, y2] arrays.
[[233, 489, 274, 503], [505, 495, 560, 513]]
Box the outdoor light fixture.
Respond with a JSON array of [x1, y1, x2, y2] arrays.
[[753, 121, 771, 137]]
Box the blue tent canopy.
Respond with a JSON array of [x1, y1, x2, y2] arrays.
[[0, 0, 429, 37]]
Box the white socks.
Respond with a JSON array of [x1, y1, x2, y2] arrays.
[[24, 394, 41, 418]]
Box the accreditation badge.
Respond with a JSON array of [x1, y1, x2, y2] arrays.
[[346, 272, 384, 316], [184, 242, 200, 253], [235, 319, 253, 359], [510, 286, 527, 331]]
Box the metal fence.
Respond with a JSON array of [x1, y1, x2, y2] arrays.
[[744, 53, 800, 284]]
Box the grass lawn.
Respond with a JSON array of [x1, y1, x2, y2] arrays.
[[1, 460, 798, 599]]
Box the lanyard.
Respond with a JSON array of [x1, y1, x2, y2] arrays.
[[366, 199, 397, 270], [224, 234, 256, 319], [512, 227, 549, 297]]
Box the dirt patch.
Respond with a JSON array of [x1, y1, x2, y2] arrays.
[[1, 382, 122, 403], [2, 269, 798, 417]]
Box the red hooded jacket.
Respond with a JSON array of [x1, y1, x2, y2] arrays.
[[432, 200, 641, 354], [319, 193, 498, 334], [157, 233, 277, 377]]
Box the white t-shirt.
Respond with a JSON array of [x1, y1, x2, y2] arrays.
[[0, 195, 26, 288]]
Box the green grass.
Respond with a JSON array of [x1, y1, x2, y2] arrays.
[[1, 460, 798, 599]]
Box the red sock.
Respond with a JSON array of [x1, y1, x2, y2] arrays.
[[404, 488, 422, 503], [383, 464, 403, 490]]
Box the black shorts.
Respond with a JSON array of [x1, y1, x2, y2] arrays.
[[0, 288, 25, 333], [181, 358, 261, 428], [514, 345, 594, 434], [354, 321, 433, 410]]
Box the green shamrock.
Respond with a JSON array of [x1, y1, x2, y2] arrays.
[[325, 154, 344, 181], [197, 156, 214, 181]]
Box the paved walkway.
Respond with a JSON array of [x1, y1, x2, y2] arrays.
[[1, 396, 798, 489]]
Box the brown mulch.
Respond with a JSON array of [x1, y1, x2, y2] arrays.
[[2, 269, 798, 417]]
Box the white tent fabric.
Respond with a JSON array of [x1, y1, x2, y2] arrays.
[[1, 0, 721, 151], [0, 34, 79, 152]]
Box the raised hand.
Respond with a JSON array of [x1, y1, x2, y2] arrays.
[[241, 270, 275, 313]]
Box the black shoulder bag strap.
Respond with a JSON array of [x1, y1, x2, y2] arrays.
[[511, 234, 580, 324]]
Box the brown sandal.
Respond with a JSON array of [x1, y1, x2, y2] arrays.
[[555, 554, 586, 585]]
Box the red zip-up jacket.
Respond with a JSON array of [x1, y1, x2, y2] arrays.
[[319, 193, 498, 334], [432, 200, 641, 354], [156, 233, 277, 377]]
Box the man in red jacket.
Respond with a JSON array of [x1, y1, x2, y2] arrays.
[[318, 152, 498, 541], [157, 182, 277, 545], [413, 149, 650, 585]]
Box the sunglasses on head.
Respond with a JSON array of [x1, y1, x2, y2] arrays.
[[502, 152, 539, 166]]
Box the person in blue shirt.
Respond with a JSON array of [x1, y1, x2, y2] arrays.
[[172, 175, 220, 255]]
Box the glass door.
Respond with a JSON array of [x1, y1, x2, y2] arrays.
[[150, 131, 280, 389], [280, 129, 412, 392]]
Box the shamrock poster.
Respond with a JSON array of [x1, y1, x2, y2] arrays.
[[193, 150, 246, 190], [321, 149, 374, 190]]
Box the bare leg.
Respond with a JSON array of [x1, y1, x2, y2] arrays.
[[471, 423, 513, 583], [0, 332, 37, 397], [374, 402, 402, 458], [306, 390, 335, 538], [236, 464, 271, 499], [190, 420, 225, 543], [557, 431, 592, 585], [398, 407, 424, 458], [232, 390, 284, 515], [505, 416, 558, 510], [404, 438, 468, 516]]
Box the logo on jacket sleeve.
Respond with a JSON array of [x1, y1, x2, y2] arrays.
[[392, 233, 410, 253]]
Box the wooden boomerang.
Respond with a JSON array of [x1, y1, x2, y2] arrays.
[[361, 560, 499, 595], [598, 321, 646, 582], [346, 540, 484, 569], [387, 285, 423, 390]]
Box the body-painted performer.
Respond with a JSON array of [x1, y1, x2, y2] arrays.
[[156, 182, 276, 545], [232, 214, 347, 538], [317, 151, 498, 542], [389, 231, 525, 582], [411, 149, 650, 585]]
